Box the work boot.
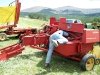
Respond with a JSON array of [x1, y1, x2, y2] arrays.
[[45, 63, 50, 68], [52, 40, 58, 47]]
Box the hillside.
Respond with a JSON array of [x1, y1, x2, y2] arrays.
[[22, 6, 100, 15]]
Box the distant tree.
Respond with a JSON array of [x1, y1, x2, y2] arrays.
[[93, 18, 100, 23], [92, 18, 100, 29], [28, 13, 48, 21]]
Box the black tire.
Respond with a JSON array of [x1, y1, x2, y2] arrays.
[[80, 54, 95, 71], [0, 33, 7, 41]]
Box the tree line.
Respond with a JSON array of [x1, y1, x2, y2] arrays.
[[28, 13, 100, 24], [28, 13, 48, 21]]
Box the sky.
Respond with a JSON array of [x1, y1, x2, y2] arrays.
[[0, 0, 100, 10]]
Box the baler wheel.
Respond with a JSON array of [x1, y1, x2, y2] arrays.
[[95, 59, 100, 65], [0, 33, 7, 41], [80, 54, 95, 71]]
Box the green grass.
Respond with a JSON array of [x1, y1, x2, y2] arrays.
[[18, 17, 47, 29], [0, 17, 100, 75]]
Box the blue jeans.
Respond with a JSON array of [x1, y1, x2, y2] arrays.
[[45, 34, 68, 63]]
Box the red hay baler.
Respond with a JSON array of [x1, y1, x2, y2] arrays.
[[0, 17, 99, 71]]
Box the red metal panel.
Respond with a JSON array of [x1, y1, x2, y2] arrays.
[[58, 23, 84, 33], [53, 22, 59, 26], [22, 34, 49, 46], [22, 35, 35, 46], [50, 17, 57, 25], [34, 34, 49, 45], [80, 43, 94, 56], [82, 29, 100, 43], [59, 17, 66, 23], [55, 42, 78, 57], [0, 44, 24, 60]]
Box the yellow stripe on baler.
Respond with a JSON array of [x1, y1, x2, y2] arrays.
[[93, 46, 100, 59], [0, 6, 16, 24], [88, 46, 100, 59]]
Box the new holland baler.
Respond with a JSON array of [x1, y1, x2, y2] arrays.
[[0, 17, 99, 71]]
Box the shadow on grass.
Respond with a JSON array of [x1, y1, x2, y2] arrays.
[[7, 36, 19, 40], [18, 54, 36, 61], [17, 51, 83, 75], [34, 52, 82, 75]]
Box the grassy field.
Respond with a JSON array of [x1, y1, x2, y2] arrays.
[[18, 17, 47, 29], [0, 17, 100, 75]]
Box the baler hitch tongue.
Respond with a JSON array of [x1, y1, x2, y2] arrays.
[[0, 43, 24, 60]]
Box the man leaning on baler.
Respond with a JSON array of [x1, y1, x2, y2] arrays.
[[45, 30, 69, 67]]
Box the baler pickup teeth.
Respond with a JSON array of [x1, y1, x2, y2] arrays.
[[0, 44, 24, 60]]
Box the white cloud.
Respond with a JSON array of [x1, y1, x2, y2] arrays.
[[20, 0, 100, 10]]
